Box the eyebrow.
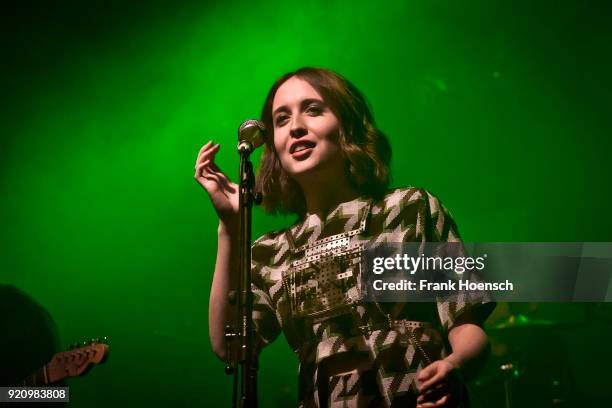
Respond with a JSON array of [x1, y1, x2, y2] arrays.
[[272, 98, 325, 117]]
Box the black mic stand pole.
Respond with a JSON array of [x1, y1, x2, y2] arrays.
[[226, 139, 259, 408]]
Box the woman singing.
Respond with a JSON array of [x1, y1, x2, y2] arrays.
[[195, 67, 494, 407]]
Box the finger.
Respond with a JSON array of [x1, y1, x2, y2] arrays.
[[419, 382, 449, 401], [432, 394, 449, 407], [419, 372, 445, 394], [199, 143, 221, 168], [195, 160, 233, 189], [196, 140, 213, 162], [196, 142, 221, 165], [417, 394, 449, 408], [417, 365, 435, 382], [205, 156, 237, 193], [194, 160, 212, 178], [195, 161, 236, 199], [197, 140, 213, 156], [208, 160, 231, 184], [195, 162, 225, 189], [202, 171, 224, 186], [196, 167, 226, 191], [196, 143, 219, 166], [195, 160, 226, 185], [209, 158, 225, 175]]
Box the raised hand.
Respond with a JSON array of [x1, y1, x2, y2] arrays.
[[194, 141, 239, 225]]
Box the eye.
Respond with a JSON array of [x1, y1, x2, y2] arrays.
[[274, 114, 289, 127], [306, 105, 323, 115]]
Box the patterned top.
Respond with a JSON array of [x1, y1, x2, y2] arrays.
[[251, 187, 494, 407]]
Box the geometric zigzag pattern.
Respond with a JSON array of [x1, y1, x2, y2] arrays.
[[250, 187, 493, 407]]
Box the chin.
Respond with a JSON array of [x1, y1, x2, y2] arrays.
[[284, 158, 320, 176]]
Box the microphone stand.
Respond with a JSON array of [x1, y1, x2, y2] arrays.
[[225, 139, 259, 408]]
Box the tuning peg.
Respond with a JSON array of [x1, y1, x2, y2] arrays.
[[101, 336, 109, 344], [89, 338, 100, 344]]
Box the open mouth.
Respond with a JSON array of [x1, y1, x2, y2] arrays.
[[290, 140, 316, 158]]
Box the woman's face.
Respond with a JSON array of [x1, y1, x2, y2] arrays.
[[271, 76, 345, 185]]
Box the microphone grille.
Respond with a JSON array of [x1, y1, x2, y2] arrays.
[[238, 119, 265, 134], [238, 119, 266, 150]]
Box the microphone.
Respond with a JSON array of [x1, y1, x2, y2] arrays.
[[237, 119, 265, 153]]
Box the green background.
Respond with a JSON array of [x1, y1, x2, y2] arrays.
[[1, 0, 611, 405]]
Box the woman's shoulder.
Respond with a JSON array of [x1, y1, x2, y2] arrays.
[[252, 228, 286, 249], [376, 187, 456, 230], [382, 186, 461, 241], [378, 186, 443, 210]]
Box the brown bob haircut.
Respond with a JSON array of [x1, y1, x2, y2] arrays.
[[256, 67, 392, 216]]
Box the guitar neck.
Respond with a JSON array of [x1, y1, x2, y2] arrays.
[[18, 341, 108, 386], [22, 365, 49, 386]]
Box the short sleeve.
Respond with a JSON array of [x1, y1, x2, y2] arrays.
[[422, 190, 496, 331], [251, 235, 283, 352]]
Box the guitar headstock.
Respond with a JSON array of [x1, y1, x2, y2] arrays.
[[46, 338, 109, 384]]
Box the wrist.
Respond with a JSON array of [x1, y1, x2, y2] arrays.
[[443, 354, 462, 371], [218, 219, 238, 237]]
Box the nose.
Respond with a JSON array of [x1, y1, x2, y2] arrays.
[[289, 116, 307, 138]]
